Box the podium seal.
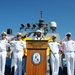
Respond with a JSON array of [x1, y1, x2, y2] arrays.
[[32, 52, 42, 65]]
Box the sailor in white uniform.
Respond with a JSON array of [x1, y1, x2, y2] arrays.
[[0, 32, 10, 75], [61, 32, 75, 75], [48, 34, 60, 75], [34, 30, 44, 40], [9, 32, 26, 75]]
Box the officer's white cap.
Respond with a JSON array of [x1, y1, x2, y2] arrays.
[[66, 32, 72, 36], [52, 34, 57, 38], [36, 30, 42, 33], [17, 32, 22, 36], [1, 31, 7, 36]]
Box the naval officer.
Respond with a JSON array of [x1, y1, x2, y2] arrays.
[[48, 34, 60, 75], [34, 30, 44, 40], [9, 32, 26, 75], [0, 32, 10, 75], [61, 32, 75, 75]]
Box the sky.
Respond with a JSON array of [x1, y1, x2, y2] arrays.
[[0, 0, 75, 40]]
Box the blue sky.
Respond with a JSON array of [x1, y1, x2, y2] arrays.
[[0, 0, 75, 40]]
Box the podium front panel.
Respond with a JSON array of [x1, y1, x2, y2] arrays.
[[26, 40, 48, 75]]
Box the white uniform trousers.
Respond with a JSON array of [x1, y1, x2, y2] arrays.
[[50, 53, 59, 75], [65, 51, 74, 75], [14, 51, 23, 75], [0, 51, 6, 75]]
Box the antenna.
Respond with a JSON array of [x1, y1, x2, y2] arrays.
[[39, 11, 44, 28], [41, 11, 42, 19]]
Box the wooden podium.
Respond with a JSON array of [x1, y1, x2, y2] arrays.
[[26, 40, 48, 75]]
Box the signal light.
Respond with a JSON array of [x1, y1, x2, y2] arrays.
[[20, 24, 25, 31], [21, 24, 25, 27], [27, 23, 30, 28], [46, 24, 48, 28], [33, 24, 36, 28]]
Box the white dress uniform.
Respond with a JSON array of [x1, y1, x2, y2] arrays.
[[62, 40, 75, 75], [48, 42, 60, 75], [34, 37, 44, 40], [0, 39, 10, 75], [10, 40, 26, 75]]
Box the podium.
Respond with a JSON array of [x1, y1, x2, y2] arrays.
[[26, 40, 48, 75]]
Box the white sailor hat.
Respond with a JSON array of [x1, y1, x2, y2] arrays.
[[1, 31, 7, 36], [17, 32, 22, 36], [52, 34, 57, 38], [36, 30, 42, 33], [66, 32, 72, 36]]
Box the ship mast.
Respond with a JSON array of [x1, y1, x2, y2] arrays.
[[41, 11, 42, 19], [39, 11, 44, 28]]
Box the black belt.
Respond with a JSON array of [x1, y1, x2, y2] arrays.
[[0, 50, 4, 52], [66, 51, 74, 53], [16, 50, 21, 52], [53, 52, 58, 54]]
